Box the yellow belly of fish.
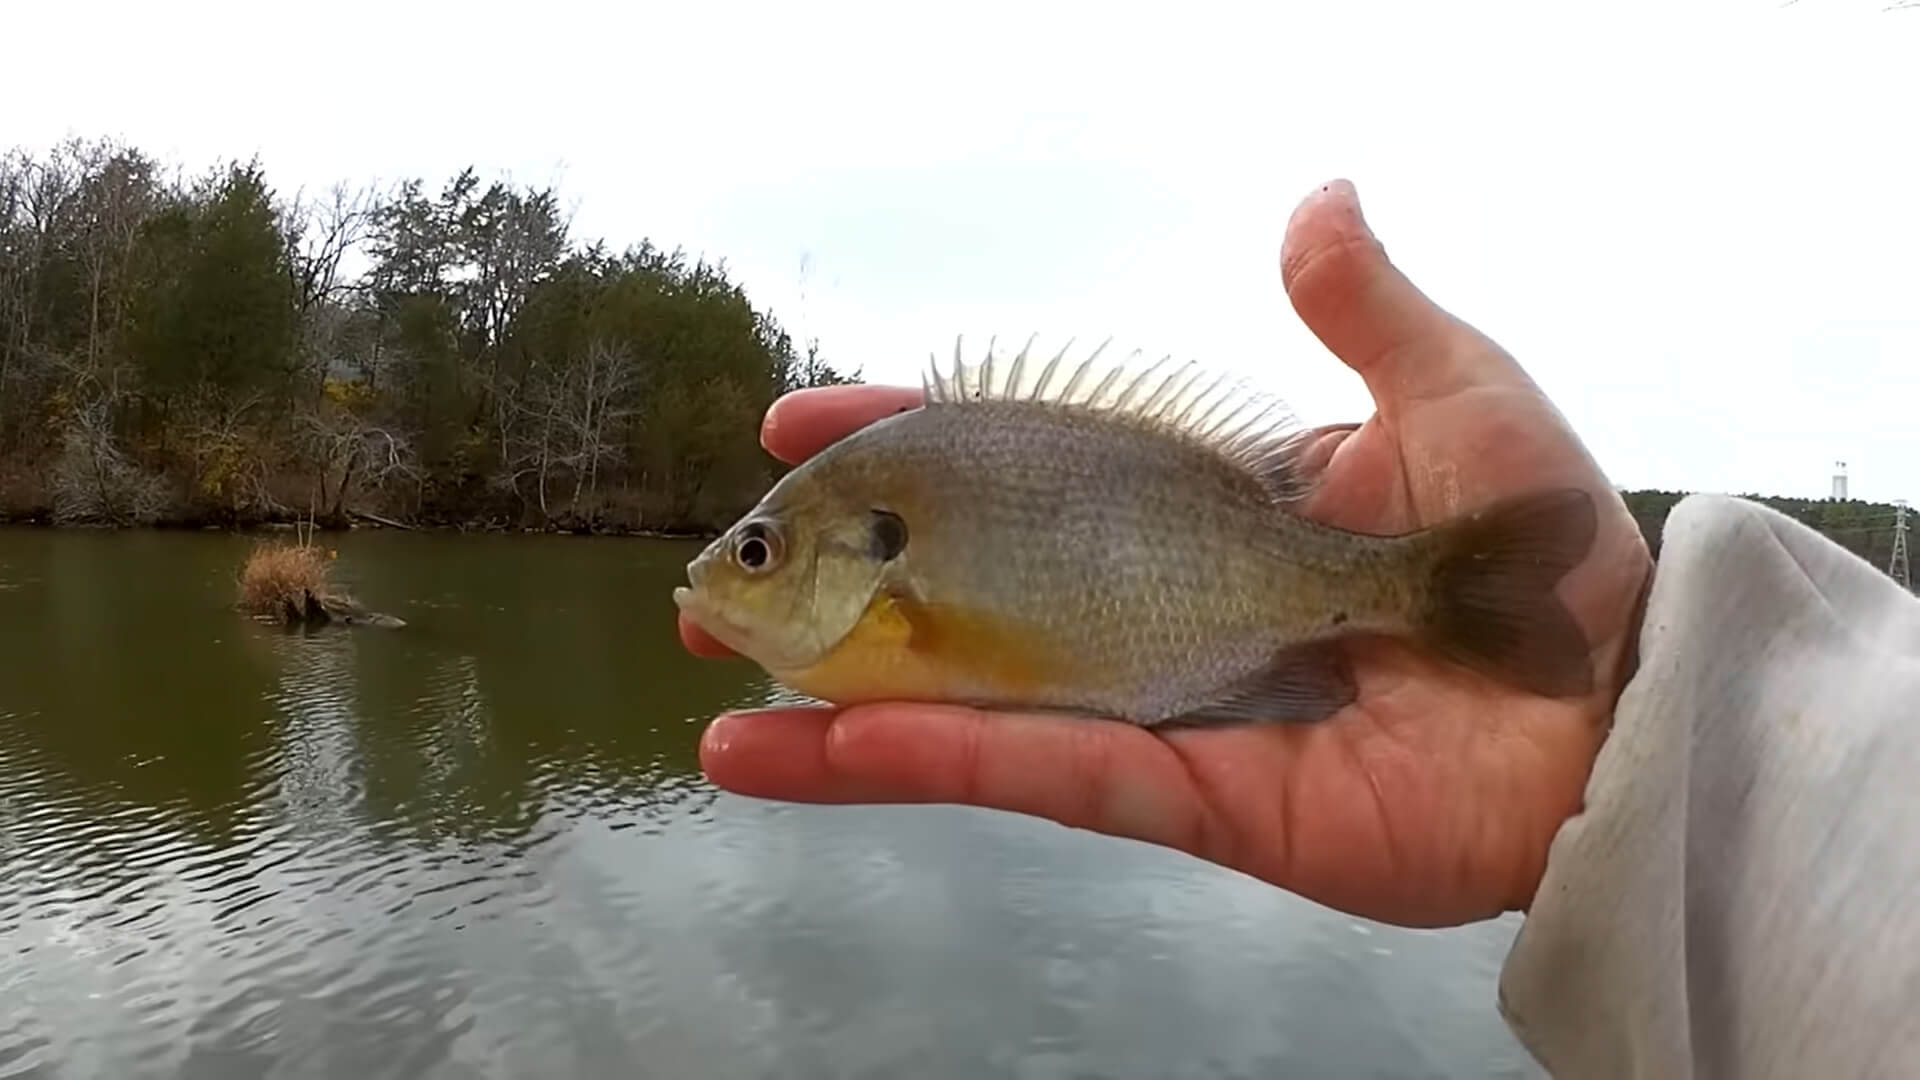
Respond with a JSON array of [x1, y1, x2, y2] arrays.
[[770, 588, 1074, 708]]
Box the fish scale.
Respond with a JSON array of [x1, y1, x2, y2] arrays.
[[883, 404, 1290, 716]]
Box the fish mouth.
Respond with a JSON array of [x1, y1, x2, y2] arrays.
[[675, 554, 714, 618], [673, 585, 756, 657], [673, 559, 713, 621], [672, 583, 719, 628]]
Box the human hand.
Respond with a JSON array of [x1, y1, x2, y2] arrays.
[[679, 179, 1652, 927]]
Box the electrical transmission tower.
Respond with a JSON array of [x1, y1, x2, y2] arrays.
[[1893, 499, 1911, 591]]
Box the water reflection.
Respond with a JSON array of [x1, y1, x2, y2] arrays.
[[0, 527, 1543, 1078]]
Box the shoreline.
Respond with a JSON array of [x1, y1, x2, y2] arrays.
[[5, 491, 1910, 580], [0, 510, 721, 542]]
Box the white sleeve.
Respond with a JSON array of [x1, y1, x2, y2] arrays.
[[1496, 493, 1920, 1078]]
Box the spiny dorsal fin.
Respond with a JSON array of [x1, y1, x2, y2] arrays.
[[924, 334, 1321, 504]]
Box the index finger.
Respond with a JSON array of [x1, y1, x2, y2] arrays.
[[761, 384, 923, 464], [698, 702, 1226, 859]]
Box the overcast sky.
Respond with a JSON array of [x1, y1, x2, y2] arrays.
[[7, 0, 1917, 501]]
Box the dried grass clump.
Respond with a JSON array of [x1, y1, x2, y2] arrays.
[[239, 539, 338, 623]]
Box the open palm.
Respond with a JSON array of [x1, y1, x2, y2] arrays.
[[679, 180, 1652, 927]]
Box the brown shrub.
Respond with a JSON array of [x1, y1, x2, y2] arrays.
[[239, 540, 338, 621]]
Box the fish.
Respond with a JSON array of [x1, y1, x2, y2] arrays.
[[672, 337, 1598, 727]]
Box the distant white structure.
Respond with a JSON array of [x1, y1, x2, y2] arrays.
[[1832, 460, 1849, 501], [1893, 499, 1911, 591]]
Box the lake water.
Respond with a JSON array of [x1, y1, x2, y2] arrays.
[[0, 527, 1544, 1079]]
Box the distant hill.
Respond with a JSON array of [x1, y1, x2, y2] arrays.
[[1621, 490, 1911, 587]]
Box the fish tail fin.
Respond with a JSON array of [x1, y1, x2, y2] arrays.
[[1415, 487, 1598, 698]]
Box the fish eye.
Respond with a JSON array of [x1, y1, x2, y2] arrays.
[[733, 521, 783, 573]]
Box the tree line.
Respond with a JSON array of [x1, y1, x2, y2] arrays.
[[1622, 490, 1914, 590], [3, 137, 1910, 574], [0, 137, 855, 533]]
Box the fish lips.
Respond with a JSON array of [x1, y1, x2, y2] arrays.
[[673, 553, 720, 620], [673, 580, 757, 659]]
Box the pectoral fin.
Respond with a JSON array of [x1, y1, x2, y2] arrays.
[[1160, 641, 1356, 727]]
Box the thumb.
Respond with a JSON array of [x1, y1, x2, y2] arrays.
[[1280, 180, 1532, 406]]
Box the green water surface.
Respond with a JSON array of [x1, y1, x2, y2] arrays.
[[0, 527, 1541, 1079]]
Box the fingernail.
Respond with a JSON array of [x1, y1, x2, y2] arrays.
[[1323, 179, 1370, 232], [759, 404, 781, 452], [1314, 178, 1382, 256]]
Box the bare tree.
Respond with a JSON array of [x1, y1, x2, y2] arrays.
[[59, 139, 164, 401], [183, 389, 287, 520], [273, 181, 378, 411], [496, 338, 639, 521], [557, 339, 638, 510], [457, 180, 569, 353], [50, 394, 167, 526], [298, 399, 421, 523], [284, 181, 376, 316], [0, 149, 80, 446], [0, 152, 27, 391]]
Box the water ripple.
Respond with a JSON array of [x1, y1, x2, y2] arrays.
[[0, 531, 1540, 1079]]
